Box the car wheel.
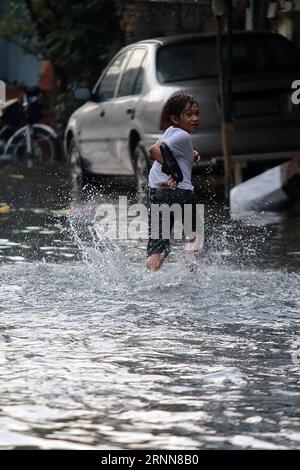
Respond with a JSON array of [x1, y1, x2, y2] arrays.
[[68, 137, 93, 200], [134, 142, 150, 202]]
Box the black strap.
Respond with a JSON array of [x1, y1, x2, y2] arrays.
[[160, 142, 183, 183]]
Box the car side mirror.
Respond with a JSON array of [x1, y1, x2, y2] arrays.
[[73, 87, 92, 102]]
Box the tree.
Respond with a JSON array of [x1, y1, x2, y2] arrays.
[[0, 0, 124, 128]]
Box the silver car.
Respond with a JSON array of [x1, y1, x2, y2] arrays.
[[65, 31, 300, 195]]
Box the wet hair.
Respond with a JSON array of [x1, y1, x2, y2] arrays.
[[160, 93, 199, 130]]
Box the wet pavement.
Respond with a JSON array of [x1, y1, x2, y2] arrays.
[[0, 163, 300, 449]]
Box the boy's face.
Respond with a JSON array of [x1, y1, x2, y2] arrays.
[[171, 103, 200, 133]]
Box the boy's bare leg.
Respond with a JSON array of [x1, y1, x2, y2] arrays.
[[146, 252, 167, 272], [185, 233, 201, 252], [184, 233, 201, 271]]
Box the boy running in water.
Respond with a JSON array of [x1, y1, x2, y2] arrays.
[[146, 93, 201, 271]]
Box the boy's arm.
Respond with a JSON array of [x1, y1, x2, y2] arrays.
[[149, 144, 164, 165]]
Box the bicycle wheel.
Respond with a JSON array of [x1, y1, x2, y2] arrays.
[[4, 125, 61, 164]]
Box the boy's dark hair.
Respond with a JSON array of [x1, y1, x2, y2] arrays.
[[160, 93, 198, 130]]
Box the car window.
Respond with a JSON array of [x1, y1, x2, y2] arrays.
[[117, 48, 147, 97], [157, 34, 300, 83], [250, 35, 300, 74], [157, 41, 216, 82], [133, 55, 146, 95], [97, 51, 131, 102]]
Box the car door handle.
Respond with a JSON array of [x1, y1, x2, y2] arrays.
[[126, 107, 135, 119], [100, 109, 105, 117]]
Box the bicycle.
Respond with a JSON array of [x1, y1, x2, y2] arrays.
[[1, 86, 61, 165]]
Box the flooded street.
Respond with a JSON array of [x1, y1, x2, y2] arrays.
[[0, 163, 300, 450]]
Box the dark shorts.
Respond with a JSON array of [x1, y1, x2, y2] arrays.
[[147, 188, 198, 257]]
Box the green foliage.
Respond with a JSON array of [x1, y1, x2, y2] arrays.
[[0, 1, 37, 51], [51, 89, 78, 134], [0, 0, 124, 127]]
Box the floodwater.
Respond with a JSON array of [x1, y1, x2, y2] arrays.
[[0, 163, 300, 450]]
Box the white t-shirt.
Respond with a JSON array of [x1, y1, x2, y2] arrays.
[[148, 126, 194, 191]]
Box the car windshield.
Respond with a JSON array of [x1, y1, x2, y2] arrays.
[[157, 34, 300, 83]]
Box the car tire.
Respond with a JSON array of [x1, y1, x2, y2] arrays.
[[133, 142, 150, 203], [68, 137, 94, 200]]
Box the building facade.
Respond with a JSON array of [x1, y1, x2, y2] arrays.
[[119, 0, 300, 47]]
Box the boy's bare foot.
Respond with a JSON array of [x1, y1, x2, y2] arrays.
[[184, 251, 200, 272], [146, 252, 166, 272]]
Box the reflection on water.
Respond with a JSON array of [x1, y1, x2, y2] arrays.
[[0, 164, 300, 450]]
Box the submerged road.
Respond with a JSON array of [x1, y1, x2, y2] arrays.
[[0, 163, 300, 449]]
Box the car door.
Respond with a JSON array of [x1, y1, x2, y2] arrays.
[[79, 50, 131, 174], [108, 47, 148, 175]]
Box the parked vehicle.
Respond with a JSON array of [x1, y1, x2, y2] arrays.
[[64, 31, 300, 197], [0, 86, 61, 165]]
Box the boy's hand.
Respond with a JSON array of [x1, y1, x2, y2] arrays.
[[194, 150, 201, 163], [167, 175, 177, 190]]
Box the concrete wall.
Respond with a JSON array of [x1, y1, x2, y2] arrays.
[[0, 0, 41, 87], [0, 39, 41, 87], [120, 0, 213, 44]]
